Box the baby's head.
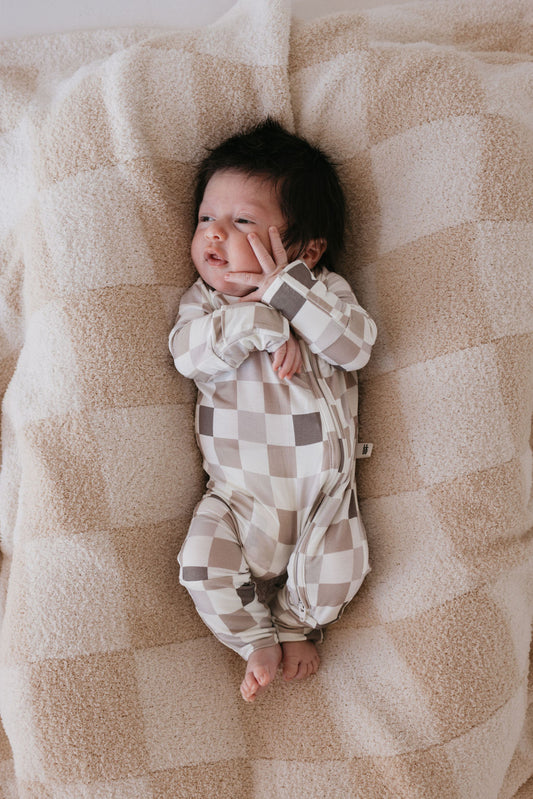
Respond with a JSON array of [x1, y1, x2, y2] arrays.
[[191, 119, 346, 295]]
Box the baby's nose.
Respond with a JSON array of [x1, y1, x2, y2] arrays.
[[205, 222, 226, 240]]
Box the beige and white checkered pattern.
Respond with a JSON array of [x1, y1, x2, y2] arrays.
[[1, 1, 532, 797], [170, 263, 374, 658]]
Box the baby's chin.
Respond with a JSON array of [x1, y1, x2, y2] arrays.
[[216, 274, 258, 297], [222, 285, 255, 298], [204, 277, 252, 298]]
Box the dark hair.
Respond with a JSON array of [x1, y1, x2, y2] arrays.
[[193, 118, 345, 268]]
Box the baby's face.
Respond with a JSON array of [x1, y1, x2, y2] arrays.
[[191, 169, 287, 297]]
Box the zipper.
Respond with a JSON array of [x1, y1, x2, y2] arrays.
[[291, 351, 355, 626], [304, 348, 348, 476], [290, 490, 327, 625]]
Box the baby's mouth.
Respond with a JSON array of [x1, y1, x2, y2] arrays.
[[206, 250, 228, 267]]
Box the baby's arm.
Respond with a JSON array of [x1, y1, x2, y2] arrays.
[[169, 280, 290, 381], [223, 228, 377, 372], [264, 263, 377, 371]]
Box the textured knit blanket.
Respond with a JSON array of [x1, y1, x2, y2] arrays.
[[0, 1, 532, 797]]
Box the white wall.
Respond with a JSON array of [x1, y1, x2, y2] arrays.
[[0, 0, 414, 40]]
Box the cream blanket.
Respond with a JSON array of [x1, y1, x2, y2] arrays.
[[0, 1, 532, 796]]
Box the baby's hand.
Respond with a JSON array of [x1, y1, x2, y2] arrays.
[[270, 334, 302, 380], [224, 226, 288, 301]]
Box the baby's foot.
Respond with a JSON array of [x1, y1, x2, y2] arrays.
[[281, 640, 320, 682], [240, 643, 282, 702]]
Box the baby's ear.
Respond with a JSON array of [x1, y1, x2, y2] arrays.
[[300, 238, 327, 269]]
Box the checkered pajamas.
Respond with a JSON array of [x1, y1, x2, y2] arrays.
[[169, 261, 377, 660]]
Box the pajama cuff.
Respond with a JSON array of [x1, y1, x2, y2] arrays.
[[276, 627, 324, 645], [242, 628, 322, 659], [242, 632, 280, 661], [262, 260, 312, 312]]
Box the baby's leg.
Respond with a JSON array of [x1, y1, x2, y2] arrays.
[[267, 489, 369, 684], [179, 495, 280, 664], [275, 489, 370, 633]]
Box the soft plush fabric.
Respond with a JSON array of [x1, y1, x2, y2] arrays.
[[0, 0, 532, 796]]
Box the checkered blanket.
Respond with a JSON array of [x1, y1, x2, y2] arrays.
[[0, 1, 532, 797]]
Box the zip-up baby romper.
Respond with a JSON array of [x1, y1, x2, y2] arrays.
[[169, 260, 377, 660]]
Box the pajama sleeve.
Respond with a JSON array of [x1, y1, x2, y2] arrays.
[[262, 261, 377, 371], [169, 281, 290, 381]]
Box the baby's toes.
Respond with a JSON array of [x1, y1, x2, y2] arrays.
[[240, 673, 260, 702], [255, 665, 274, 687], [282, 657, 301, 681]]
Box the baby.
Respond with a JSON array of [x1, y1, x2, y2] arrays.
[[169, 119, 377, 702]]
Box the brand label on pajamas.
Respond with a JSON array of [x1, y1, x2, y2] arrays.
[[356, 443, 373, 458]]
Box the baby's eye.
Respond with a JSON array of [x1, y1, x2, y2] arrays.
[[235, 218, 252, 224], [199, 215, 213, 223]]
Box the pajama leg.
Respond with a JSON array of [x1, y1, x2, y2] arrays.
[[271, 487, 370, 636], [178, 494, 280, 660]]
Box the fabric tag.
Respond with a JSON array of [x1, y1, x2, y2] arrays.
[[356, 443, 373, 458]]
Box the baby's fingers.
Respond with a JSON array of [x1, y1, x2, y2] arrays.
[[247, 233, 276, 275], [278, 336, 302, 380], [268, 226, 288, 269], [270, 343, 286, 372]]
